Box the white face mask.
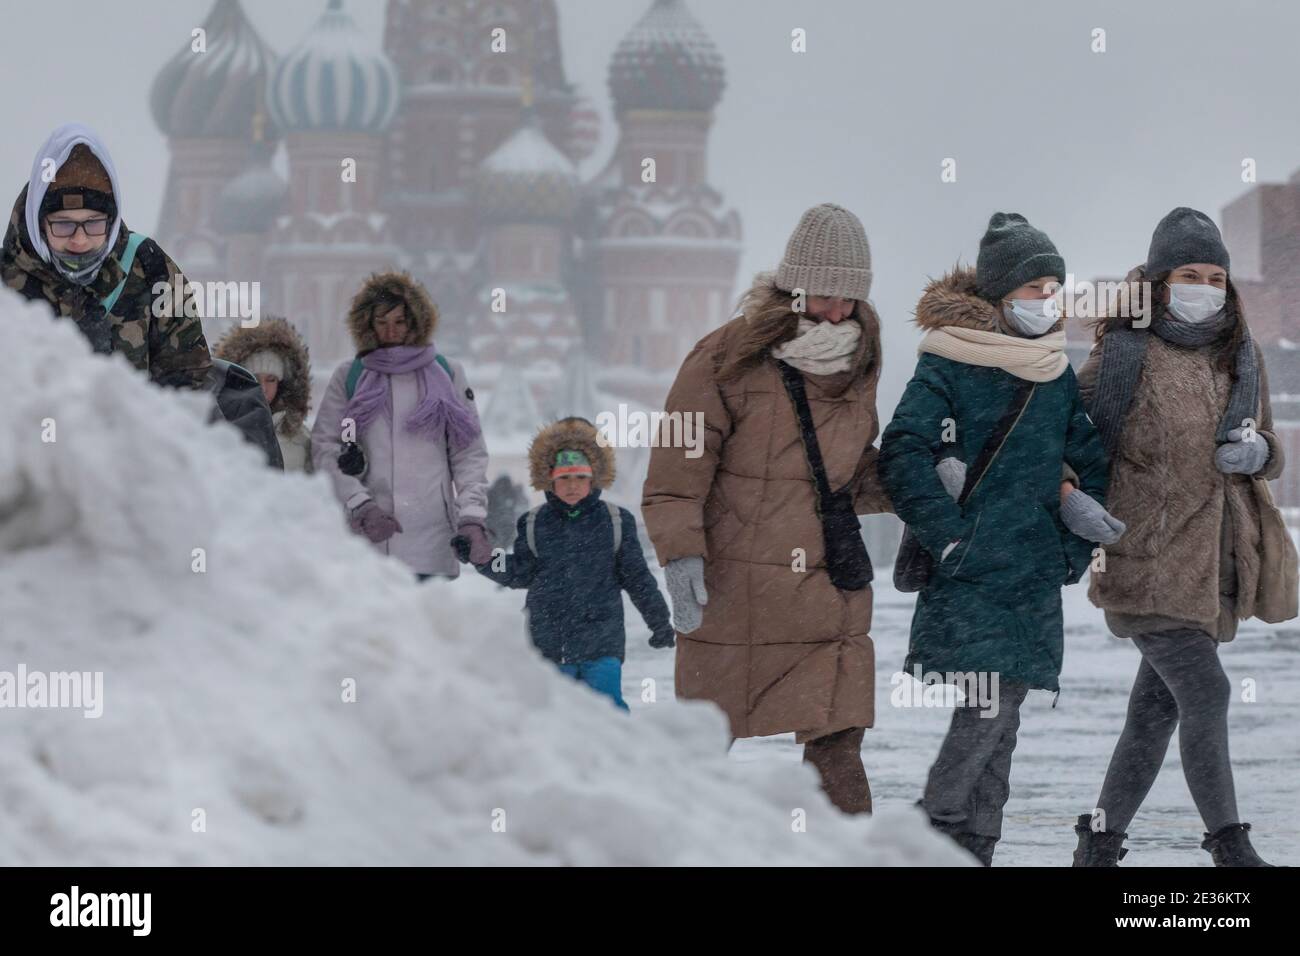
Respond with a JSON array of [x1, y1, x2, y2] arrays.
[[1002, 297, 1058, 337], [1165, 282, 1227, 324]]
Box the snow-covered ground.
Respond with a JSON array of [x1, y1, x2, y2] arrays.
[[4, 290, 1293, 866], [0, 292, 965, 867], [618, 573, 1300, 867]]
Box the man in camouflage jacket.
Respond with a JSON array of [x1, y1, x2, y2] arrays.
[[1, 123, 211, 390]]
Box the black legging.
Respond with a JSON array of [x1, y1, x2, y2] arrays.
[[1094, 629, 1239, 835]]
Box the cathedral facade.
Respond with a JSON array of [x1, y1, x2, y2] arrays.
[[150, 0, 742, 502]]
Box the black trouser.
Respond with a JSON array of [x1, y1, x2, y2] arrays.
[[922, 681, 1030, 838], [1094, 629, 1238, 834]]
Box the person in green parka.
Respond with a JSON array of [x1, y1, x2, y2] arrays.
[[879, 213, 1122, 865]]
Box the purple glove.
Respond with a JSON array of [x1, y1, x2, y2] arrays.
[[456, 521, 493, 565], [349, 501, 403, 544]]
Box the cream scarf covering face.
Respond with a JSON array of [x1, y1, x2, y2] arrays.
[[918, 327, 1069, 382], [770, 316, 862, 375]]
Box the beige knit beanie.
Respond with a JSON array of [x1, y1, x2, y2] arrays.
[[245, 349, 285, 380], [775, 203, 872, 301]]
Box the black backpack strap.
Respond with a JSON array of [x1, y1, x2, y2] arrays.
[[958, 379, 1037, 505]]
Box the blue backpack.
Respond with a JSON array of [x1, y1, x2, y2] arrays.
[[100, 231, 146, 313]]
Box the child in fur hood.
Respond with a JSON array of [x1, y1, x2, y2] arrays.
[[457, 417, 674, 711], [216, 317, 313, 472]]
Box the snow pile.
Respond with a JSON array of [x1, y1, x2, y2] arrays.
[[0, 292, 966, 865]]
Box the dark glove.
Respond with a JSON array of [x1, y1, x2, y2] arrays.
[[451, 535, 472, 564], [338, 441, 366, 477], [456, 521, 492, 564], [349, 501, 403, 544], [649, 627, 676, 649]]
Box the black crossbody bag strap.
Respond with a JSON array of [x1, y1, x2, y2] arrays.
[[893, 378, 1036, 593], [776, 361, 837, 504], [776, 360, 873, 591], [957, 379, 1038, 504]]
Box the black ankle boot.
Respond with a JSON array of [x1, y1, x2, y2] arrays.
[[951, 831, 998, 867], [922, 806, 998, 867], [1201, 823, 1273, 867], [1072, 813, 1129, 866]]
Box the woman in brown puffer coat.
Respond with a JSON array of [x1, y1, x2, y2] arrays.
[[642, 204, 891, 814], [1072, 207, 1295, 867]]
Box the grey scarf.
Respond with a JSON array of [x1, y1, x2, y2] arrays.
[[1088, 302, 1259, 455]]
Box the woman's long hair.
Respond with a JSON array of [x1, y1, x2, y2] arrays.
[[1090, 267, 1244, 377]]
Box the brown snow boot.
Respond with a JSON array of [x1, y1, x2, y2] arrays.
[[1201, 823, 1274, 867], [803, 726, 871, 814]]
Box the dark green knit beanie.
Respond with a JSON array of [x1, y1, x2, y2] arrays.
[[975, 212, 1066, 303]]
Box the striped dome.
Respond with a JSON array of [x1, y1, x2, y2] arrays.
[[151, 0, 278, 140], [608, 0, 725, 115], [268, 0, 400, 134]]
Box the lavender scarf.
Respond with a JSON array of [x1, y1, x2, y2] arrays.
[[343, 345, 480, 450]]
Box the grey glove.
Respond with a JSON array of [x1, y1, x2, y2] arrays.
[[664, 556, 708, 634], [936, 457, 966, 501], [1215, 428, 1270, 475], [1060, 489, 1125, 545]]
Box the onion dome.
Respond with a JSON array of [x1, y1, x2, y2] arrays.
[[477, 112, 579, 223], [151, 0, 279, 140], [213, 134, 287, 236], [608, 0, 725, 115], [564, 93, 602, 164], [268, 0, 400, 134]]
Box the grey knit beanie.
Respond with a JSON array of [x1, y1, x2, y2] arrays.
[[775, 203, 872, 301], [1145, 207, 1230, 278], [976, 212, 1066, 302]]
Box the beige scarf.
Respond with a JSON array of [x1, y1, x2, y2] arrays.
[[770, 317, 862, 375], [918, 327, 1069, 382]]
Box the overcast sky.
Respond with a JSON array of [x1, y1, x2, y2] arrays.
[[3, 0, 1298, 406]]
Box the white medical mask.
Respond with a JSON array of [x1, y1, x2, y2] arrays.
[[1165, 282, 1227, 324], [1002, 297, 1058, 337]]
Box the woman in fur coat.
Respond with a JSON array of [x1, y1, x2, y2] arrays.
[[1072, 208, 1293, 867]]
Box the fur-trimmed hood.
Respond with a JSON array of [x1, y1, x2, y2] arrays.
[[527, 417, 616, 492], [914, 265, 1064, 335], [214, 317, 311, 433], [346, 271, 439, 354]]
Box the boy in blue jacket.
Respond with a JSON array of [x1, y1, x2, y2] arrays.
[[456, 417, 674, 710]]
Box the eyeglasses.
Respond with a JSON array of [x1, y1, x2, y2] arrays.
[[46, 218, 110, 239]]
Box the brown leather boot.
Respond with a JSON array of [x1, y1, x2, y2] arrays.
[[803, 726, 872, 814]]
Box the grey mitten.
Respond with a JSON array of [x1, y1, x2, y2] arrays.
[[936, 457, 966, 501], [1215, 428, 1270, 475], [664, 556, 708, 634], [1060, 489, 1125, 545]]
